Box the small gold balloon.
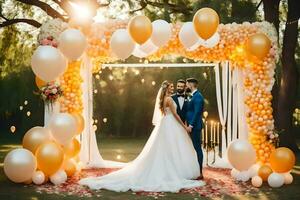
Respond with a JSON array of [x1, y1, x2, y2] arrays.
[[35, 141, 64, 176], [128, 15, 152, 44], [35, 76, 47, 89], [246, 33, 271, 59], [73, 113, 85, 135], [22, 126, 52, 154], [63, 159, 77, 177], [193, 8, 219, 40], [63, 138, 81, 158]]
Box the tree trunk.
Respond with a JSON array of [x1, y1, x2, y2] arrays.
[[262, 0, 280, 127], [277, 0, 299, 151]]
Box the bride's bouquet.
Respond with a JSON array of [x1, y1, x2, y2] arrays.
[[38, 82, 63, 108]]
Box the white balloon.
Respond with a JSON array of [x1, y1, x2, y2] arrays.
[[231, 168, 240, 179], [58, 29, 87, 61], [4, 148, 37, 183], [179, 22, 201, 51], [268, 173, 284, 188], [283, 173, 293, 184], [48, 113, 77, 145], [132, 47, 148, 58], [248, 164, 261, 178], [50, 170, 67, 185], [227, 139, 256, 171], [151, 20, 172, 47], [31, 46, 67, 82], [110, 29, 135, 60], [251, 176, 263, 187], [202, 32, 220, 48], [32, 171, 45, 185]]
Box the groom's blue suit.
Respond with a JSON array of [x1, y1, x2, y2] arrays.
[[186, 90, 204, 174]]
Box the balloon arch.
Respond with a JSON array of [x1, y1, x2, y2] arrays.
[[6, 8, 297, 188]]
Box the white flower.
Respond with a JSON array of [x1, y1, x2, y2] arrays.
[[51, 88, 58, 94]]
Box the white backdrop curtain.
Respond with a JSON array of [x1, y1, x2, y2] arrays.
[[79, 55, 124, 168], [215, 62, 249, 159]]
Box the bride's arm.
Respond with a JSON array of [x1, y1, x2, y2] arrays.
[[166, 97, 188, 131]]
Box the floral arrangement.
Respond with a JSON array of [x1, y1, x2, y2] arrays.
[[38, 18, 69, 47], [39, 82, 63, 106]]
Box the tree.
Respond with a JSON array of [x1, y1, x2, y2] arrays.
[[262, 0, 300, 151]]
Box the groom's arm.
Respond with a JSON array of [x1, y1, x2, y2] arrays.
[[190, 96, 203, 128]]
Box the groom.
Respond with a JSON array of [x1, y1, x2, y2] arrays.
[[171, 79, 188, 122], [186, 78, 204, 179]]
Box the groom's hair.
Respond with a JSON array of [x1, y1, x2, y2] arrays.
[[186, 78, 198, 85], [177, 79, 186, 84]]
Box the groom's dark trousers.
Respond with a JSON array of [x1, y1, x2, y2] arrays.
[[186, 90, 204, 174]]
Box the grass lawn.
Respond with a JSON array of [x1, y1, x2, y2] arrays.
[[0, 138, 300, 200]]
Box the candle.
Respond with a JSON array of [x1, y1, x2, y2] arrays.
[[210, 121, 213, 142], [205, 121, 208, 144], [217, 122, 220, 144]]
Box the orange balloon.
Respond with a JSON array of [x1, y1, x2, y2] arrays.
[[246, 33, 271, 59], [35, 76, 47, 89], [128, 15, 152, 44], [73, 113, 85, 135], [63, 159, 77, 177], [35, 141, 64, 176], [258, 165, 273, 181], [63, 138, 81, 158], [270, 147, 296, 173], [193, 8, 219, 40], [22, 126, 53, 154]]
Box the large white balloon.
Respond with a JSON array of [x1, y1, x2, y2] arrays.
[[151, 20, 172, 47], [31, 46, 67, 82], [202, 32, 220, 48], [50, 170, 67, 185], [48, 113, 77, 145], [4, 148, 37, 183], [132, 40, 159, 58], [268, 173, 284, 188], [58, 29, 87, 61], [227, 139, 256, 171], [179, 22, 202, 51], [110, 29, 135, 60], [32, 170, 45, 185], [236, 170, 250, 182]]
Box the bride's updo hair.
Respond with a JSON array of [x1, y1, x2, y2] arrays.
[[159, 80, 170, 114]]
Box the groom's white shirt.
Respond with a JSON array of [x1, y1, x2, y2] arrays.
[[177, 94, 184, 109]]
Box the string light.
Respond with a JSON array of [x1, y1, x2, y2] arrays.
[[10, 126, 16, 133], [103, 118, 108, 123], [24, 100, 28, 105], [95, 74, 100, 79], [26, 111, 31, 117], [93, 125, 97, 131], [95, 119, 98, 124], [19, 106, 23, 111], [94, 89, 98, 94], [152, 81, 156, 86], [141, 79, 145, 83], [135, 70, 140, 75], [109, 75, 114, 81]]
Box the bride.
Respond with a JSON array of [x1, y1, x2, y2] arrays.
[[79, 80, 205, 192]]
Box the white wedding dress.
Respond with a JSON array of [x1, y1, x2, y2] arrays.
[[79, 101, 205, 192]]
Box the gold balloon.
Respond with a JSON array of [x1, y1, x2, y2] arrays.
[[128, 15, 152, 44], [35, 141, 64, 176], [270, 147, 296, 173], [193, 8, 219, 40], [35, 76, 47, 89], [73, 113, 85, 135], [23, 126, 52, 154], [258, 165, 273, 181], [246, 33, 271, 59], [63, 138, 81, 158], [63, 159, 77, 177]]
